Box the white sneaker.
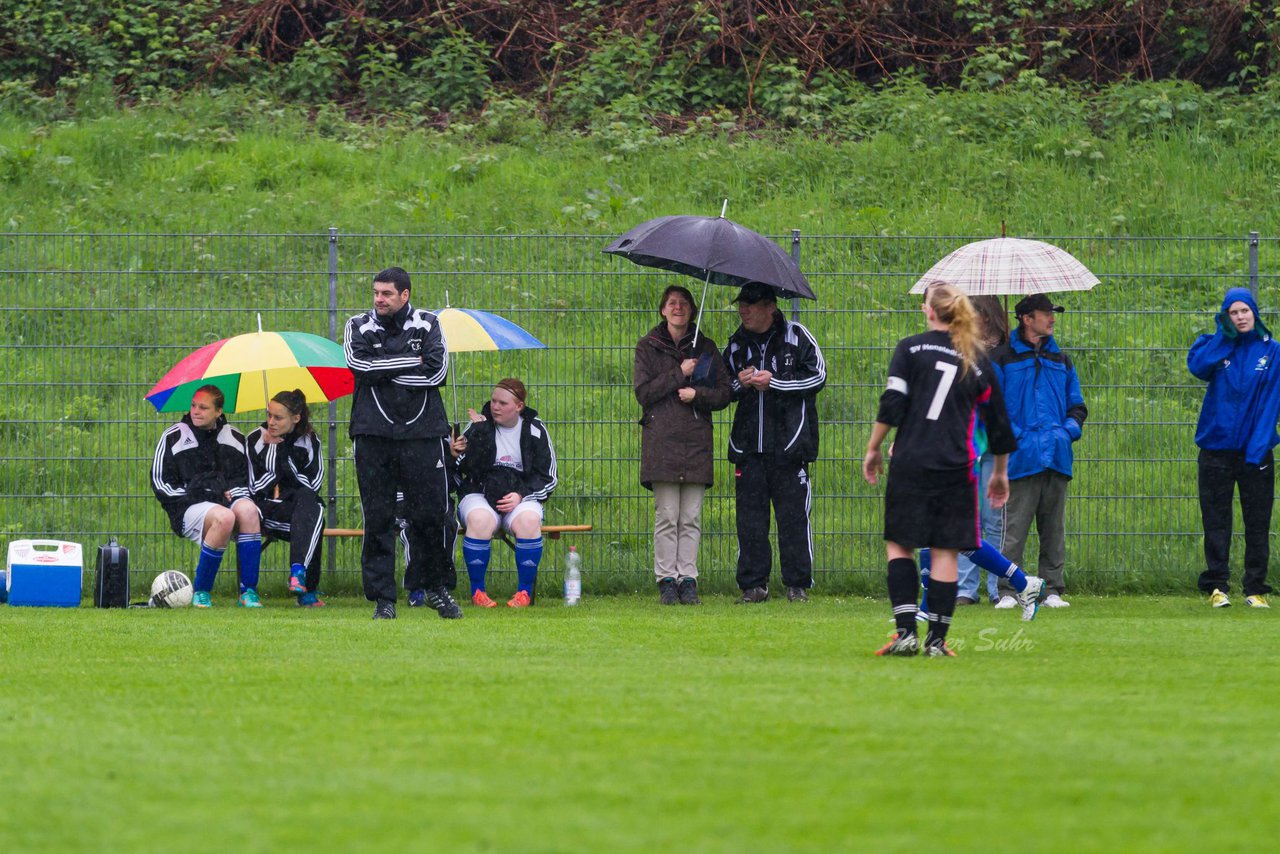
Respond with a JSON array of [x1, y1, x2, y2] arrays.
[[1017, 576, 1046, 621], [993, 595, 1017, 609], [1042, 593, 1070, 608]]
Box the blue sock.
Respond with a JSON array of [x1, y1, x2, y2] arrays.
[[463, 536, 491, 594], [515, 536, 543, 594], [237, 533, 262, 594], [290, 562, 306, 580], [963, 539, 1027, 592], [194, 543, 224, 593], [918, 548, 931, 612]]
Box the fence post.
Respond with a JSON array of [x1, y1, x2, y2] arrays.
[[789, 229, 802, 320], [1249, 230, 1260, 299], [326, 227, 340, 575]]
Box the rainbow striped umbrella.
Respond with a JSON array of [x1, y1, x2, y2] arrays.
[[146, 329, 353, 414]]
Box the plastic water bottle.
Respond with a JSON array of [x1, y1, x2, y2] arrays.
[[564, 546, 582, 606]]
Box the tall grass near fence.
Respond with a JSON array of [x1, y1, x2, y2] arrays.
[[3, 92, 1279, 594]]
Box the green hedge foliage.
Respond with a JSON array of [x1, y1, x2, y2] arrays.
[[5, 0, 1280, 120]]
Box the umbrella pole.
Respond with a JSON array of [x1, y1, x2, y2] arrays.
[[257, 313, 269, 413], [692, 272, 711, 349], [450, 357, 459, 439]]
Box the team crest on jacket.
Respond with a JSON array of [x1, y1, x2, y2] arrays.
[[410, 339, 421, 352], [1257, 356, 1269, 371]]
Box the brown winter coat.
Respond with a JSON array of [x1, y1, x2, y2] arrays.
[[634, 323, 732, 489]]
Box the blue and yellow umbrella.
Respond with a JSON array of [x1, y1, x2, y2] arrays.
[[433, 306, 546, 423], [434, 307, 546, 353]]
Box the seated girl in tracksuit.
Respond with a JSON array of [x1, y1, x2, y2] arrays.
[[246, 389, 326, 607], [150, 384, 263, 608], [454, 378, 557, 608]]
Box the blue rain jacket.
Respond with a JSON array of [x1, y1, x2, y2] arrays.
[[1187, 287, 1280, 464], [991, 330, 1088, 480]]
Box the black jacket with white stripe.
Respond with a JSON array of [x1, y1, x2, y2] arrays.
[[343, 301, 450, 439], [151, 414, 252, 535], [456, 404, 557, 504], [722, 310, 826, 464], [245, 426, 325, 503]]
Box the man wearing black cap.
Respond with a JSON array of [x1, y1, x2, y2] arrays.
[[722, 282, 827, 602], [990, 293, 1087, 609]]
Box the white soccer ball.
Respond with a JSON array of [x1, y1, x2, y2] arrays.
[[150, 570, 193, 608]]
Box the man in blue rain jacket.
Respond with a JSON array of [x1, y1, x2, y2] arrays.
[[990, 293, 1087, 609]]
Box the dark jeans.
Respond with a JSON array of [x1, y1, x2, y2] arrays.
[[734, 455, 814, 591], [354, 435, 451, 602], [1198, 448, 1274, 596]]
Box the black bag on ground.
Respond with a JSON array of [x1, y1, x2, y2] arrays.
[[94, 537, 129, 608]]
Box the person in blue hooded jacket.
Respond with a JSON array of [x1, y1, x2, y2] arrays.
[[990, 293, 1087, 608], [1187, 287, 1280, 609]]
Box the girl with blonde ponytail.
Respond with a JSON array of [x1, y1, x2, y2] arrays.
[[862, 281, 1021, 657], [925, 282, 982, 375]]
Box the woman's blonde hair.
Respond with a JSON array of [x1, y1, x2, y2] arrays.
[[926, 283, 982, 375]]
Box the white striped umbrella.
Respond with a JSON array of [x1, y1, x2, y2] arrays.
[[910, 237, 1099, 296]]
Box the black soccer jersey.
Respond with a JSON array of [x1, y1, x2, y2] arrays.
[[875, 330, 1016, 476]]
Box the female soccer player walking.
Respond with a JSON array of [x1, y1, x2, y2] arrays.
[[863, 283, 1018, 657]]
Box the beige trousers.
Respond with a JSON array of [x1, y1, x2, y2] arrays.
[[652, 482, 706, 581]]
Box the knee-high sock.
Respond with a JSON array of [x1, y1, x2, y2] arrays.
[[887, 557, 919, 634], [962, 540, 1027, 592], [925, 580, 958, 647], [237, 533, 262, 593], [515, 536, 543, 594], [194, 543, 224, 593], [463, 536, 491, 593]]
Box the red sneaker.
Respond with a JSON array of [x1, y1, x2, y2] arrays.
[[507, 590, 532, 608], [924, 641, 958, 658], [874, 631, 919, 657], [472, 590, 498, 608]]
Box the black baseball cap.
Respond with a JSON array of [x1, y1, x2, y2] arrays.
[[1014, 294, 1066, 316], [732, 282, 778, 304]]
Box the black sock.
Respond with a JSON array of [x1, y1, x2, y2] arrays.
[[887, 557, 919, 634], [926, 579, 958, 646]]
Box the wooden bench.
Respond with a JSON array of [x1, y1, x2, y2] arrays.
[[323, 525, 592, 552]]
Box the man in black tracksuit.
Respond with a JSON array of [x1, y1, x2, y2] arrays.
[[343, 266, 460, 620], [722, 282, 827, 603]]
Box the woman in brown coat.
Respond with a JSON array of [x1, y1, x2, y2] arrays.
[[634, 285, 733, 605]]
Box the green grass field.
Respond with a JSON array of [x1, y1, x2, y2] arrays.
[[2, 594, 1275, 852]]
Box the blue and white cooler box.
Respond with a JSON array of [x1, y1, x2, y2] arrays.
[[6, 540, 83, 607]]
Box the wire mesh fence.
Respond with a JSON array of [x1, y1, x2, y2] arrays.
[[1, 229, 1275, 595]]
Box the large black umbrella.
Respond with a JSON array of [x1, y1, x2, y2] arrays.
[[604, 212, 816, 300]]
